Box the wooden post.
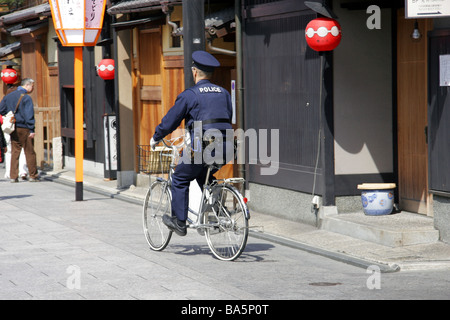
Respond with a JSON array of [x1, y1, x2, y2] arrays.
[[74, 47, 84, 201], [320, 51, 335, 206]]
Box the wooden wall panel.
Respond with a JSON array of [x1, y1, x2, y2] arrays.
[[21, 41, 38, 103], [135, 39, 237, 179], [20, 32, 60, 168], [48, 67, 60, 109], [137, 29, 163, 147], [162, 55, 184, 139]]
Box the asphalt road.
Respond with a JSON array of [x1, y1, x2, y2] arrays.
[[1, 175, 449, 304]]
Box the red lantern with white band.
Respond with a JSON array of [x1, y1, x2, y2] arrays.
[[1, 68, 18, 84], [97, 59, 115, 80], [305, 17, 342, 52]]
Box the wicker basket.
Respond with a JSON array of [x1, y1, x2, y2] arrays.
[[138, 145, 171, 174]]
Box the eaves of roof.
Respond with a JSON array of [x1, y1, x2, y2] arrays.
[[107, 0, 182, 15], [0, 3, 50, 26], [11, 21, 48, 37], [0, 41, 20, 58]]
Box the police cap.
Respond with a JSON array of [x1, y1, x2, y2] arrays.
[[192, 50, 220, 73]]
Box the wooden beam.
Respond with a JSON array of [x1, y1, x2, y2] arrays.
[[244, 0, 308, 19]]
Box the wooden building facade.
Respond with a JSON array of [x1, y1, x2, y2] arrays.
[[0, 0, 60, 169], [2, 0, 450, 241], [240, 0, 450, 241], [109, 0, 237, 185]]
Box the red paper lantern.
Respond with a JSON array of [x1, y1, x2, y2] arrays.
[[305, 17, 342, 52], [97, 59, 115, 80], [1, 68, 18, 84]]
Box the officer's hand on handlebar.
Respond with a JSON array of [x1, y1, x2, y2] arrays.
[[150, 137, 159, 151]]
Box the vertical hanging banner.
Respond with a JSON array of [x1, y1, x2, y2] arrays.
[[406, 0, 450, 18], [104, 115, 118, 172]]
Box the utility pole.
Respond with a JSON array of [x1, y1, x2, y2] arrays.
[[182, 0, 205, 88]]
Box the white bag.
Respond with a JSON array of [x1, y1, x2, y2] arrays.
[[1, 94, 24, 135], [1, 111, 15, 134]]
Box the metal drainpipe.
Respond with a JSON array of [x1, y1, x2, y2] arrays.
[[235, 0, 245, 182], [166, 13, 179, 35], [160, 1, 180, 36], [207, 39, 236, 56]]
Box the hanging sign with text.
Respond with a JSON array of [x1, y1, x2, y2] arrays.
[[406, 0, 450, 18]]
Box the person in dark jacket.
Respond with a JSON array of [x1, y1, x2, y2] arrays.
[[0, 78, 38, 182], [150, 51, 233, 236]]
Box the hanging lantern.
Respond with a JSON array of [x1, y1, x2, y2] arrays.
[[1, 68, 18, 84], [49, 0, 107, 201], [97, 59, 115, 80], [305, 17, 342, 52], [49, 0, 107, 46]]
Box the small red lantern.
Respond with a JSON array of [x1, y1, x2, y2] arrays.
[[305, 17, 342, 52], [1, 68, 18, 84], [97, 59, 115, 80]]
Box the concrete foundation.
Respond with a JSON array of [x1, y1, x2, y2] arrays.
[[247, 183, 317, 226], [431, 195, 450, 244]]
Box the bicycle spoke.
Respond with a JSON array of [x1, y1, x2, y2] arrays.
[[204, 184, 249, 261], [143, 181, 172, 251]]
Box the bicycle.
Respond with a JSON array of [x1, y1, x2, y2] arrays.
[[142, 135, 250, 261]]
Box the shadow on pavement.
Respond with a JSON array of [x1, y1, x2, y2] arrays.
[[0, 194, 32, 200]]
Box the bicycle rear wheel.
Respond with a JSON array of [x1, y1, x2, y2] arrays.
[[204, 184, 249, 261], [143, 180, 172, 251]]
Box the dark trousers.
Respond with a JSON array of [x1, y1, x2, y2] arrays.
[[171, 140, 232, 221], [10, 127, 38, 180]]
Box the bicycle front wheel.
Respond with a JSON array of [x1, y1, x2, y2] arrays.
[[204, 184, 249, 261], [143, 180, 172, 251]]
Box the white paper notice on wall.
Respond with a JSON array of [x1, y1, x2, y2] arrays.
[[406, 0, 450, 18], [440, 55, 450, 87]]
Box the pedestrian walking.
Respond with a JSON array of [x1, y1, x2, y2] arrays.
[[0, 78, 38, 182], [1, 112, 28, 178], [150, 50, 233, 236], [0, 84, 29, 179], [2, 134, 29, 179], [0, 114, 6, 163]]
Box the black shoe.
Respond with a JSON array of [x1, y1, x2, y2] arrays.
[[162, 215, 187, 236]]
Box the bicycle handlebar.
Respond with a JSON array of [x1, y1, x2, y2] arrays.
[[160, 135, 185, 151], [161, 139, 172, 149]]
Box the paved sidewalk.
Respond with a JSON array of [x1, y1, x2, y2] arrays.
[[38, 168, 450, 273]]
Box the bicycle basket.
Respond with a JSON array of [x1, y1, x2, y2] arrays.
[[138, 145, 171, 174]]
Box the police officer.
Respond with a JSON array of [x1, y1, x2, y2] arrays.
[[150, 50, 233, 236]]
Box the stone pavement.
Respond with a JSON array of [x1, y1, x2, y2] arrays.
[[36, 168, 450, 273]]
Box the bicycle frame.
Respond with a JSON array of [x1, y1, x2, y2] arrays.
[[186, 165, 214, 229], [158, 137, 248, 231], [144, 136, 250, 260]]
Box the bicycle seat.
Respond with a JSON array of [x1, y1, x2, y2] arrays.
[[205, 162, 224, 170]]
